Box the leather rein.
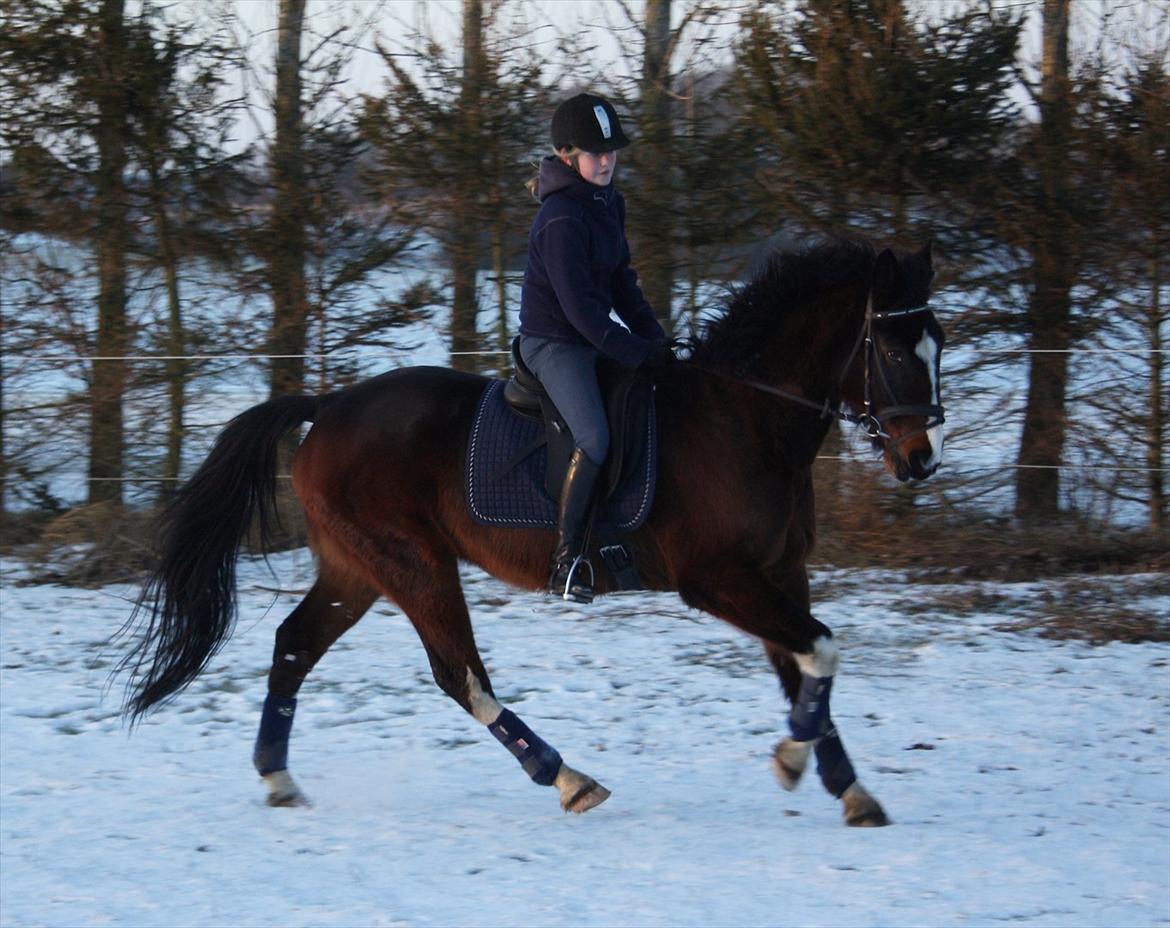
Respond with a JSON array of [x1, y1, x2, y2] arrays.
[[692, 294, 946, 447]]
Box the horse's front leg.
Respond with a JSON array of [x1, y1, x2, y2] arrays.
[[680, 563, 889, 827], [766, 641, 889, 827]]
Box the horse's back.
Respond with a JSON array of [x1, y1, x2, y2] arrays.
[[311, 365, 485, 434], [292, 365, 487, 512]]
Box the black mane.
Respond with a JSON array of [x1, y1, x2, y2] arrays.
[[688, 238, 876, 372]]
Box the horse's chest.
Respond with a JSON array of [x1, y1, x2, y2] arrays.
[[699, 468, 809, 553]]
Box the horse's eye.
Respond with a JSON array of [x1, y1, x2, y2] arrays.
[[885, 349, 904, 364]]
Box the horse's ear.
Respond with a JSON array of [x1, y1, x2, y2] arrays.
[[873, 248, 900, 296], [907, 241, 935, 285]]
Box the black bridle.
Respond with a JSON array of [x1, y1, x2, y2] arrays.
[[696, 293, 946, 446]]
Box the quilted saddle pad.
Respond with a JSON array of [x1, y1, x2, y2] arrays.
[[465, 380, 656, 531]]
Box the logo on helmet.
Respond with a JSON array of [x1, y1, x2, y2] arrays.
[[592, 105, 612, 140]]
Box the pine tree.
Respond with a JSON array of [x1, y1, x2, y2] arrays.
[[597, 0, 731, 332], [731, 0, 1021, 247], [266, 0, 309, 401], [364, 0, 552, 372], [1, 0, 135, 507], [1080, 54, 1170, 530]]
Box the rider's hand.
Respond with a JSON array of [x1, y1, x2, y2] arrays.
[[641, 338, 676, 371]]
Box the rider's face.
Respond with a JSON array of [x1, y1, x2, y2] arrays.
[[568, 149, 618, 187]]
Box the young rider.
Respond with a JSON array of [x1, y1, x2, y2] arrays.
[[518, 91, 673, 603]]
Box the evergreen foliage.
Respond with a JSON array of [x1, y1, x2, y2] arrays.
[[1, 0, 1166, 559]]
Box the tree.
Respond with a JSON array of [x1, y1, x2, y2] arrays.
[[600, 0, 731, 331], [728, 0, 1022, 527], [2, 0, 259, 515], [1078, 53, 1170, 530], [365, 0, 552, 372], [1010, 0, 1077, 520], [0, 0, 136, 507], [266, 0, 310, 401], [89, 0, 132, 507], [731, 0, 1021, 247], [634, 0, 674, 329], [123, 1, 251, 498]]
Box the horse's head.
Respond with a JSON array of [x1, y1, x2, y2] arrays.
[[845, 243, 945, 482]]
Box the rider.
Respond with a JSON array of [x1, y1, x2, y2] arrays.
[[518, 91, 673, 603]]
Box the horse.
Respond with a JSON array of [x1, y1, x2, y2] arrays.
[[119, 238, 944, 827]]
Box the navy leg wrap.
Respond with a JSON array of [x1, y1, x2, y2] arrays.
[[253, 694, 297, 775], [815, 725, 857, 798], [488, 708, 563, 786], [788, 674, 833, 741]]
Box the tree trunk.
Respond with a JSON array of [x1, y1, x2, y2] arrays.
[[0, 345, 6, 516], [493, 228, 510, 378], [1014, 0, 1072, 521], [1148, 255, 1166, 531], [269, 0, 308, 400], [637, 0, 674, 330], [145, 149, 186, 503], [89, 0, 130, 507], [449, 0, 484, 372], [263, 0, 309, 544]]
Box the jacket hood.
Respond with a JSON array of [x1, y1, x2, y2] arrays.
[[537, 155, 614, 205]]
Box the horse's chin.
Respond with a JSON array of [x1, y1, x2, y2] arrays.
[[882, 446, 939, 483], [884, 451, 913, 483]]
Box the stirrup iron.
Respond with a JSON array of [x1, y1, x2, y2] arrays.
[[560, 555, 595, 604]]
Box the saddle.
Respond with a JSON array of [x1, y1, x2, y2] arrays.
[[463, 338, 655, 591], [502, 337, 653, 505]]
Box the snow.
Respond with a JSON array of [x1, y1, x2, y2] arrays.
[[1, 552, 1168, 927]]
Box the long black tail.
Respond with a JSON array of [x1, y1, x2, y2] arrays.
[[119, 393, 320, 722]]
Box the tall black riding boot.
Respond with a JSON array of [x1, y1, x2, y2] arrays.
[[549, 447, 603, 603]]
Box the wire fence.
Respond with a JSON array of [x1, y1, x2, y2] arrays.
[[3, 346, 1166, 487], [11, 347, 1170, 362]]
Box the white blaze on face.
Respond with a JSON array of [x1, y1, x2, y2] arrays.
[[914, 328, 944, 469]]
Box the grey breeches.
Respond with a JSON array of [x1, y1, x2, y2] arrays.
[[518, 335, 609, 466]]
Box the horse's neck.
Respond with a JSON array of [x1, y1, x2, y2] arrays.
[[738, 289, 866, 467], [763, 288, 867, 399]]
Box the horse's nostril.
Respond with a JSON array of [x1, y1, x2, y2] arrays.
[[912, 450, 938, 477], [903, 447, 937, 479]]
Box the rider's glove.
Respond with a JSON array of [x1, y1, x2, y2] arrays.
[[641, 338, 676, 371]]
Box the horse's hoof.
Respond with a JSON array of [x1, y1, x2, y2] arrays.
[[262, 770, 310, 808], [564, 780, 611, 814], [555, 764, 611, 814], [773, 738, 813, 791], [841, 782, 890, 827]]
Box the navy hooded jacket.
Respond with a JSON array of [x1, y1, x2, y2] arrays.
[[519, 156, 665, 369]]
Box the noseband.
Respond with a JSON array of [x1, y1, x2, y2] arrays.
[[698, 292, 946, 447], [853, 297, 946, 444]]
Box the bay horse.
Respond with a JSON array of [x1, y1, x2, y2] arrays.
[[119, 238, 944, 827]]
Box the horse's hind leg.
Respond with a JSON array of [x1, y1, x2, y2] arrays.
[[381, 549, 610, 813], [765, 644, 889, 827], [253, 567, 377, 806]]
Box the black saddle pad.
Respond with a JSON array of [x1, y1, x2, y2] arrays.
[[466, 380, 656, 531]]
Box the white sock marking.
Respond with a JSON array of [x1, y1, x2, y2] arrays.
[[796, 636, 840, 678], [465, 668, 505, 725]]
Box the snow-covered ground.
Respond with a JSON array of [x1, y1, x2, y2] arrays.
[[1, 552, 1168, 927]]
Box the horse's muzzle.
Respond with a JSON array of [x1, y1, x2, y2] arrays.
[[883, 415, 943, 482]]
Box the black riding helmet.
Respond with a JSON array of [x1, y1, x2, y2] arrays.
[[550, 93, 631, 153]]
